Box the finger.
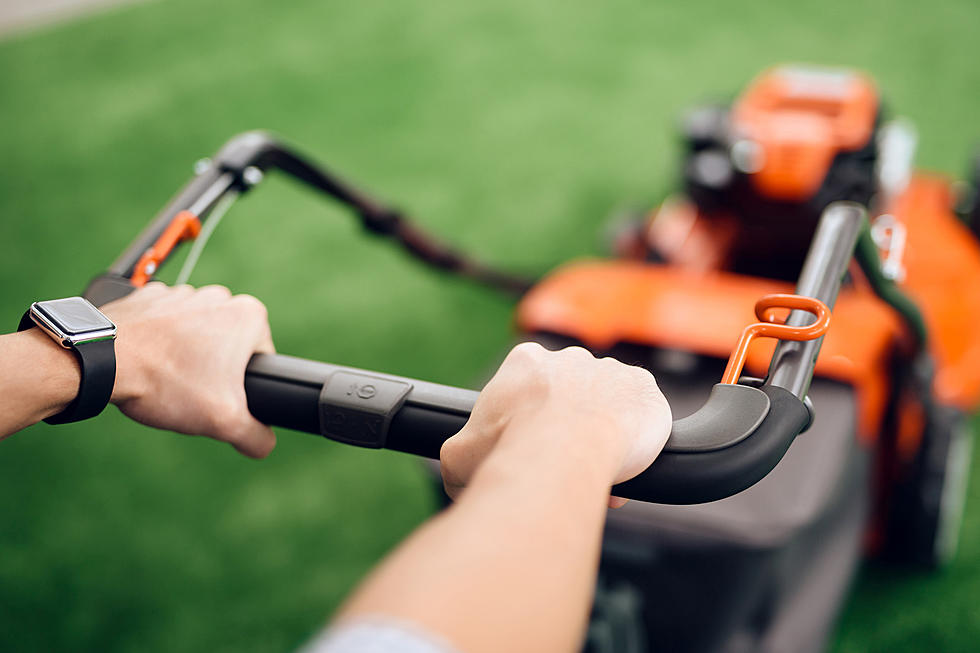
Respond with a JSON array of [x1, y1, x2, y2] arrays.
[[101, 281, 167, 312], [501, 341, 546, 370], [229, 419, 277, 459], [439, 430, 466, 476], [225, 293, 274, 354], [559, 345, 595, 361], [442, 474, 465, 501], [608, 496, 630, 509], [139, 281, 171, 296], [157, 283, 195, 303], [439, 429, 477, 500], [229, 293, 268, 317], [253, 322, 276, 355], [187, 284, 232, 306]]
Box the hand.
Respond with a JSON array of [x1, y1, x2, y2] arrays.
[[440, 342, 671, 505], [101, 283, 276, 458]]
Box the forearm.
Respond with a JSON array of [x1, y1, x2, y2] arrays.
[[0, 329, 80, 438], [339, 415, 618, 653]]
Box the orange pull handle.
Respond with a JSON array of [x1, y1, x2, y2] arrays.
[[721, 293, 831, 385], [130, 210, 202, 286]]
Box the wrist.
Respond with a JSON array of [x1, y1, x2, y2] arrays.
[[107, 322, 146, 404], [458, 409, 622, 514], [3, 328, 81, 422], [493, 409, 625, 485]]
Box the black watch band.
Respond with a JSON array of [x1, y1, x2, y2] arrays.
[[18, 311, 116, 424]]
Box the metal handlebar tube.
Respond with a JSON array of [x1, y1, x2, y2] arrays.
[[103, 132, 311, 283], [109, 170, 238, 278], [612, 202, 867, 503], [83, 168, 240, 307], [767, 202, 866, 399], [90, 131, 532, 298]]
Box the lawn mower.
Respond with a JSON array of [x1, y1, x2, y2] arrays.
[[77, 65, 980, 652]]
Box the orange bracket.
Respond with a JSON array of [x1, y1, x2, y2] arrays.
[[721, 293, 832, 385], [130, 210, 202, 286]]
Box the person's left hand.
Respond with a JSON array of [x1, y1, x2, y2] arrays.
[[101, 283, 277, 458]]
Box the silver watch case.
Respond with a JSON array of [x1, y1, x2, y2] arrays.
[[29, 297, 117, 349]]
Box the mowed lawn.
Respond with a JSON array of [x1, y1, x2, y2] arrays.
[[1, 0, 979, 651]]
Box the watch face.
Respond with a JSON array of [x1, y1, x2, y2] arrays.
[[34, 297, 114, 336]]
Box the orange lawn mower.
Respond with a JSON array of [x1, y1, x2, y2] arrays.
[[77, 65, 980, 652]]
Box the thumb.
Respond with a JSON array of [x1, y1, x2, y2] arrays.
[[229, 419, 277, 459], [439, 424, 498, 500]]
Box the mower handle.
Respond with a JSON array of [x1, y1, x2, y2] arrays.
[[241, 352, 809, 505], [84, 202, 865, 505], [81, 131, 875, 504], [103, 131, 531, 295]]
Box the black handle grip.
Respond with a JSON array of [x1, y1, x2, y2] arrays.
[[81, 274, 813, 505], [243, 353, 810, 504]]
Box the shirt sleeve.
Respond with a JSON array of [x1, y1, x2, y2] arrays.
[[299, 617, 460, 653]]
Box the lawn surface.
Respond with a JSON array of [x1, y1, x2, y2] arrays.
[[1, 0, 979, 651]]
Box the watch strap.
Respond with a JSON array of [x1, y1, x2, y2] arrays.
[[18, 311, 116, 424]]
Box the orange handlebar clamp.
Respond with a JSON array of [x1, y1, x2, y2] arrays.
[[130, 210, 202, 286], [721, 293, 832, 386]]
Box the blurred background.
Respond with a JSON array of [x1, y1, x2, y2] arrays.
[[1, 0, 979, 651]]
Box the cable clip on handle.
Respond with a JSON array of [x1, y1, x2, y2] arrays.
[[129, 210, 202, 286], [721, 293, 831, 386]]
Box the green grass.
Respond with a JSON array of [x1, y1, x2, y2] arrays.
[[1, 0, 979, 650]]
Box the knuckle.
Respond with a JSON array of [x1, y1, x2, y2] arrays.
[[243, 430, 276, 459], [642, 381, 671, 415], [231, 294, 268, 319], [208, 398, 247, 441], [560, 345, 594, 361], [628, 363, 654, 381], [506, 341, 544, 365], [599, 355, 625, 369], [487, 358, 550, 404], [512, 341, 544, 357], [199, 284, 232, 299], [130, 282, 168, 303], [142, 281, 169, 293], [439, 433, 461, 463]]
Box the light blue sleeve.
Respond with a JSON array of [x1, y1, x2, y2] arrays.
[[300, 618, 460, 653]]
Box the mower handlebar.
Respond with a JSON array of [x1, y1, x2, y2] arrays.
[[242, 351, 810, 504], [82, 132, 885, 505], [83, 267, 813, 505]]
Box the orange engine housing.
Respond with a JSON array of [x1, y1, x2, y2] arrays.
[[516, 175, 980, 446], [731, 66, 879, 202]]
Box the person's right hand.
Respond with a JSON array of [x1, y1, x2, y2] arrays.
[[100, 282, 277, 458], [440, 342, 672, 504]]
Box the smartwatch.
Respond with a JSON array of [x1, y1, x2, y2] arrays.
[[18, 297, 117, 424]]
